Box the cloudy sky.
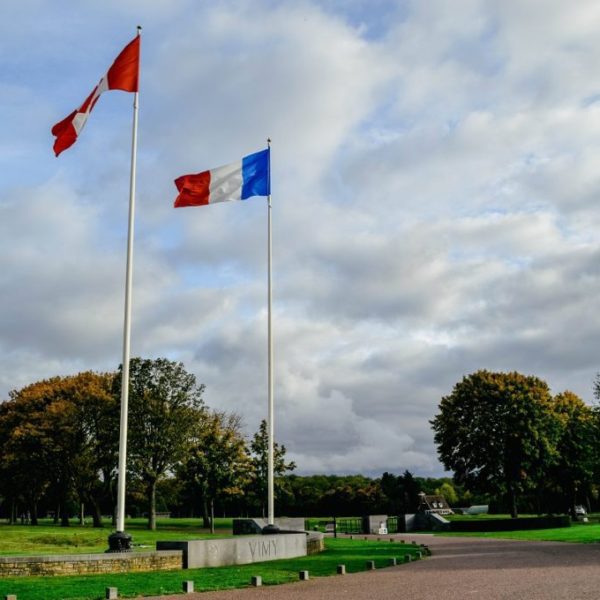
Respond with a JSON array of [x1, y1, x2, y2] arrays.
[[2, 0, 600, 477]]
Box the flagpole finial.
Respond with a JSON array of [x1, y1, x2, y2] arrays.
[[267, 138, 271, 147], [137, 25, 142, 33]]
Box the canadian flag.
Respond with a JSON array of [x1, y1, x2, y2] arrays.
[[52, 35, 140, 156]]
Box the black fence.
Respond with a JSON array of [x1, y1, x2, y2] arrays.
[[336, 517, 362, 534]]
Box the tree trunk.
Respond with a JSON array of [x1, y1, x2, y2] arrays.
[[202, 496, 210, 529], [210, 498, 215, 535], [30, 500, 38, 526], [60, 502, 70, 527], [508, 484, 518, 518], [54, 502, 60, 525], [569, 483, 577, 520], [89, 496, 103, 528], [147, 479, 157, 530]]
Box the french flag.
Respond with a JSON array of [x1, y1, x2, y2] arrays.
[[174, 148, 270, 208]]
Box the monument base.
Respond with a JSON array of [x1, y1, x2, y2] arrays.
[[106, 531, 133, 553]]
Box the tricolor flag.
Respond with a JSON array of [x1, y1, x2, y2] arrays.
[[51, 35, 140, 157], [174, 148, 270, 208]]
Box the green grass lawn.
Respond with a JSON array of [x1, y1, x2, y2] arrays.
[[0, 537, 423, 600], [0, 518, 233, 556], [439, 520, 600, 543]]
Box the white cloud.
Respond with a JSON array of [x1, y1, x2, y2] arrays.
[[2, 0, 600, 477]]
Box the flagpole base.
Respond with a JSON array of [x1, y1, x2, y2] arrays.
[[262, 524, 280, 535], [106, 531, 133, 552]]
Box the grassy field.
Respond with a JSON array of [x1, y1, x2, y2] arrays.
[[0, 518, 234, 556], [0, 537, 423, 600], [440, 520, 600, 543]]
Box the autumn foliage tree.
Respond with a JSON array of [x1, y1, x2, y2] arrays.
[[178, 411, 253, 533], [0, 372, 116, 526]]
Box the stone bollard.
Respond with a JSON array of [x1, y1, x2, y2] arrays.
[[5, 595, 17, 600], [417, 551, 422, 559], [388, 557, 397, 566], [182, 580, 194, 593], [251, 575, 262, 587], [404, 554, 412, 562], [106, 588, 118, 600], [366, 560, 376, 570], [337, 564, 346, 575], [299, 570, 309, 581]]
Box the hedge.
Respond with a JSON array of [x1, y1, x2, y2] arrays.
[[449, 515, 571, 532]]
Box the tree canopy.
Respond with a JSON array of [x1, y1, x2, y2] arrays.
[[431, 370, 560, 517]]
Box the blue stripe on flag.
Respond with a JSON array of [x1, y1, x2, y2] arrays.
[[241, 148, 270, 200]]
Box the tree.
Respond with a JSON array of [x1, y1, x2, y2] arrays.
[[549, 391, 596, 518], [179, 411, 253, 533], [431, 370, 560, 518], [0, 372, 117, 526], [249, 419, 296, 517], [0, 390, 51, 524], [435, 482, 458, 505], [117, 358, 205, 530]]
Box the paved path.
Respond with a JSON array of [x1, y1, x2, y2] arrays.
[[144, 534, 600, 599]]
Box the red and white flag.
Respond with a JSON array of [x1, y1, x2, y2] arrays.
[[51, 35, 140, 157]]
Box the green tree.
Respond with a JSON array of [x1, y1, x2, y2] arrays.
[[179, 410, 253, 533], [249, 419, 296, 517], [549, 391, 596, 518], [435, 482, 458, 505], [431, 370, 560, 518], [117, 358, 205, 530]]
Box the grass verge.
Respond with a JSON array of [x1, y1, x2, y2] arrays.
[[0, 537, 423, 600], [0, 518, 232, 556], [438, 520, 600, 543]]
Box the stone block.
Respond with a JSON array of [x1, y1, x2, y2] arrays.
[[404, 554, 412, 562], [182, 580, 194, 593], [251, 575, 262, 587], [388, 557, 397, 566], [336, 564, 346, 575], [5, 594, 17, 600], [105, 587, 118, 599], [366, 560, 375, 570], [158, 534, 307, 569], [299, 570, 309, 581]]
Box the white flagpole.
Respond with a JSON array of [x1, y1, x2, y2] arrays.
[[111, 25, 141, 550], [267, 138, 275, 528]]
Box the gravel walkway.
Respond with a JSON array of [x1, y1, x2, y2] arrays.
[[143, 533, 600, 600]]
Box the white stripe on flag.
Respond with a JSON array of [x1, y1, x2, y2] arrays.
[[209, 161, 243, 203]]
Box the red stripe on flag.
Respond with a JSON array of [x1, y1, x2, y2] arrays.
[[174, 171, 212, 207], [107, 35, 140, 92], [51, 110, 78, 156], [51, 34, 140, 156]]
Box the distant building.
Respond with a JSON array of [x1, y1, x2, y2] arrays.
[[417, 493, 454, 516]]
